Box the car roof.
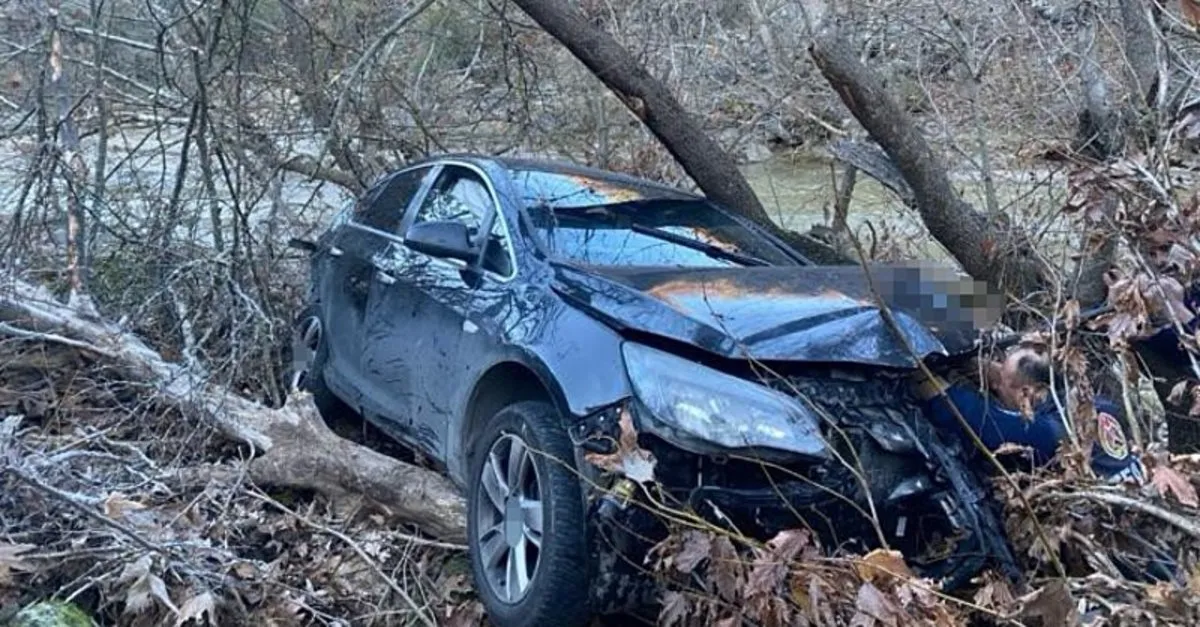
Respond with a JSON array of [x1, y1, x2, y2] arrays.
[[404, 152, 701, 200]]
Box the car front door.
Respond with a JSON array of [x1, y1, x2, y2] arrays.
[[362, 163, 518, 460]]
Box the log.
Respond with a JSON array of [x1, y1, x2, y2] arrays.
[[0, 276, 468, 542]]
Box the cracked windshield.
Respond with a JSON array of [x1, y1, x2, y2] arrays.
[[512, 168, 794, 267]]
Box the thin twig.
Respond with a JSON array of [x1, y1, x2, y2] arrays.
[[246, 488, 440, 627], [1058, 490, 1200, 540], [5, 466, 167, 557]]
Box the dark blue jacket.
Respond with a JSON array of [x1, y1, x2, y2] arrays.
[[1134, 281, 1200, 370], [923, 383, 1144, 482]]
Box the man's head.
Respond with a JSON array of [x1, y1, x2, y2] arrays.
[[990, 344, 1051, 411]]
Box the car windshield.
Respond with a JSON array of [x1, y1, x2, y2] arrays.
[[510, 168, 796, 268]]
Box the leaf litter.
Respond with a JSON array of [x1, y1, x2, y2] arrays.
[[0, 340, 478, 626]]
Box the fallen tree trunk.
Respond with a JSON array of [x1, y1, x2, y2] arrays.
[[0, 276, 468, 542]]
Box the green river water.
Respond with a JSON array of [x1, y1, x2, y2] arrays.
[[738, 155, 1075, 261]]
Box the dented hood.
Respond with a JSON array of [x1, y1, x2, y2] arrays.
[[551, 263, 997, 369]]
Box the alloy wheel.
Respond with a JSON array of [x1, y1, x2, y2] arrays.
[[474, 433, 544, 604]]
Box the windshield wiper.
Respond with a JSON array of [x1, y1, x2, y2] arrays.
[[553, 203, 769, 267]]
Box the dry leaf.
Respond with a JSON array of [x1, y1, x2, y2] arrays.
[[1151, 466, 1199, 507], [854, 549, 913, 587], [1014, 580, 1078, 627], [674, 530, 712, 574], [973, 572, 1016, 611], [709, 535, 743, 602], [443, 600, 485, 627], [658, 590, 690, 627], [1061, 299, 1081, 330], [175, 591, 215, 626], [103, 492, 147, 519], [746, 553, 787, 599], [1189, 567, 1200, 596], [120, 555, 180, 616], [231, 562, 257, 579], [853, 582, 900, 627], [583, 406, 656, 482], [765, 529, 813, 562], [0, 541, 37, 584]]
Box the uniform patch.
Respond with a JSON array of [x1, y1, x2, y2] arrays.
[[1097, 412, 1130, 460]]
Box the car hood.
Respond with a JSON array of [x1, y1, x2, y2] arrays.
[[551, 263, 999, 369]]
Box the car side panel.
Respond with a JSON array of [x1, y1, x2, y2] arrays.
[[441, 280, 633, 485], [314, 224, 383, 409], [364, 245, 485, 457]]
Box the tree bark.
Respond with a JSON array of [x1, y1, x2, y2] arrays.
[[1119, 0, 1165, 114], [1071, 13, 1123, 307], [808, 30, 1045, 296], [0, 277, 467, 542], [509, 0, 774, 225]]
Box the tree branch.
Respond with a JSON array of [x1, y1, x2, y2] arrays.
[[509, 0, 774, 225]]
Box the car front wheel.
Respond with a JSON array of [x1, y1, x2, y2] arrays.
[[467, 401, 592, 627]]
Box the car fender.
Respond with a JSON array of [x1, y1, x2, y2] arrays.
[[445, 305, 633, 485]]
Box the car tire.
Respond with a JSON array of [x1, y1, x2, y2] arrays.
[[467, 401, 592, 627], [293, 305, 353, 423]]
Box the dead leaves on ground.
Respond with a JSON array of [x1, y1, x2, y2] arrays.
[[0, 351, 472, 627], [652, 528, 959, 627]]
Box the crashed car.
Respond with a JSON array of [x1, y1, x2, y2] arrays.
[[289, 154, 1018, 627]]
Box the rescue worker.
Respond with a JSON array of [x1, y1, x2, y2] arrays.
[[913, 343, 1146, 483]]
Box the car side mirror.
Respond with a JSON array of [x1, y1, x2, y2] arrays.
[[404, 220, 477, 262]]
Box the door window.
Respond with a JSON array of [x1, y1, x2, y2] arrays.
[[409, 166, 514, 278], [356, 166, 430, 233]]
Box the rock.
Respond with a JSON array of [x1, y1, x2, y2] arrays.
[[8, 601, 95, 627]]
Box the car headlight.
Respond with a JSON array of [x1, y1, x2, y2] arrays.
[[621, 342, 829, 462]]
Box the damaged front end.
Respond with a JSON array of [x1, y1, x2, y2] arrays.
[[571, 343, 1019, 614]]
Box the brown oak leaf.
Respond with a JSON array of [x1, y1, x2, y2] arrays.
[[709, 535, 744, 602], [854, 549, 913, 588], [1151, 466, 1199, 507], [674, 530, 712, 574]]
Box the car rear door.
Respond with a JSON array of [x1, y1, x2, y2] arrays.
[[361, 163, 518, 460], [326, 166, 435, 411]]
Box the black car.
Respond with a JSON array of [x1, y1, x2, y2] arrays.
[[290, 154, 1017, 626]]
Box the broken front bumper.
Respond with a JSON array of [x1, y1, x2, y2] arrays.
[[574, 373, 1019, 601]]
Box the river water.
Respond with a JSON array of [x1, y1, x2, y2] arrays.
[[740, 153, 1073, 261]]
